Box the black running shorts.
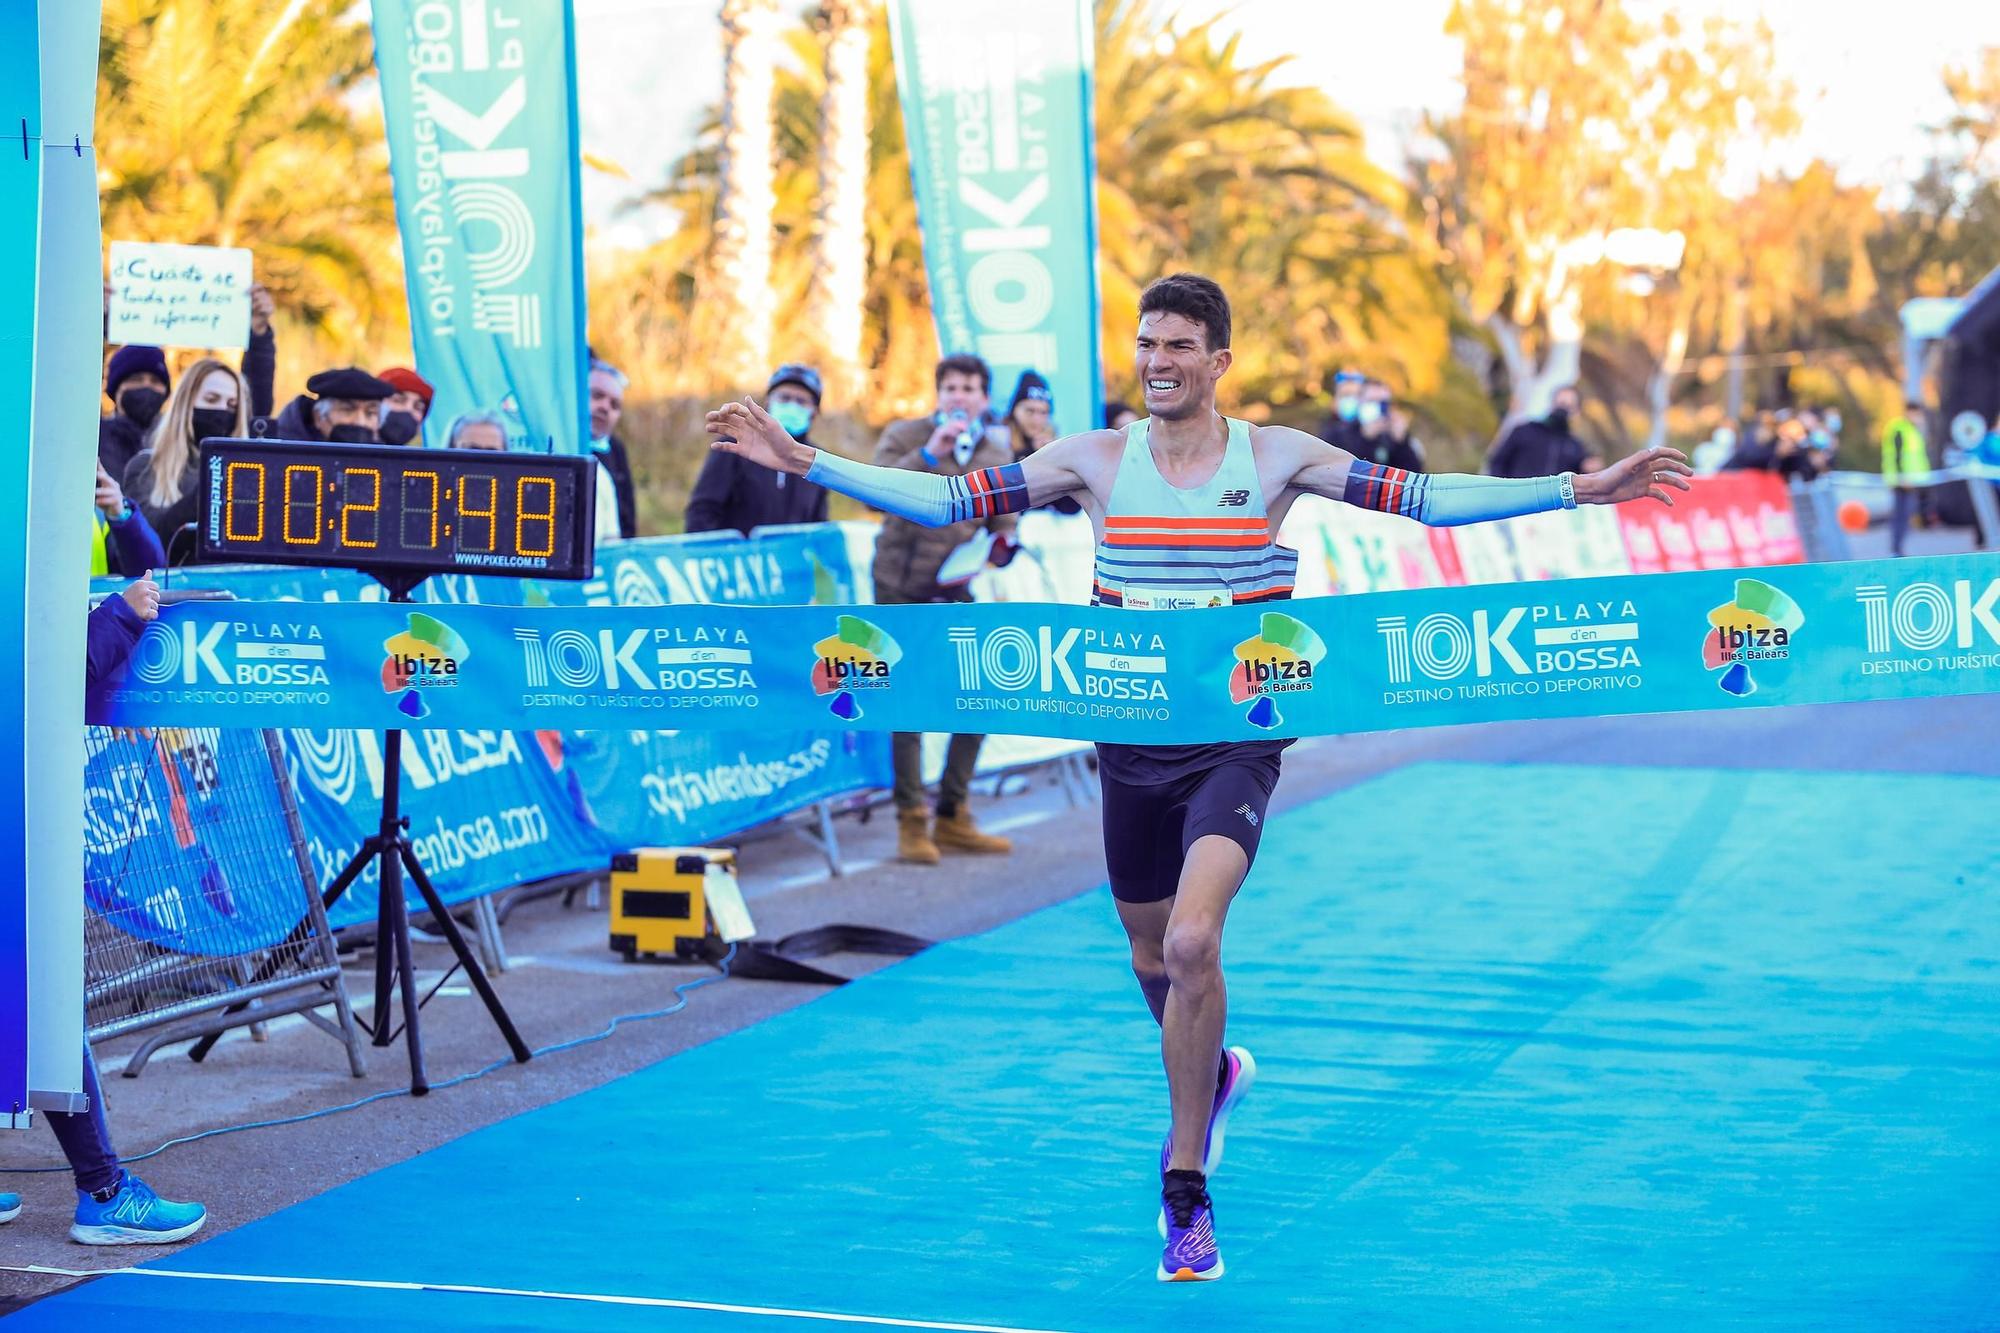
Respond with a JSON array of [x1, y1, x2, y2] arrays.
[[1098, 750, 1283, 904]]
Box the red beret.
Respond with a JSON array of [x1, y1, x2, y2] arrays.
[[377, 366, 434, 407]]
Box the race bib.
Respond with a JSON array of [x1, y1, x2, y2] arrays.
[[1122, 586, 1234, 611]]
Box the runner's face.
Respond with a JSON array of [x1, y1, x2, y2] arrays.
[[1136, 312, 1227, 422]]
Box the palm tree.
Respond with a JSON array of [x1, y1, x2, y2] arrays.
[[629, 0, 1450, 421], [706, 0, 783, 388], [96, 0, 401, 359], [803, 0, 879, 403]]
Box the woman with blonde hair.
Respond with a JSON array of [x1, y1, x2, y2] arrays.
[[122, 357, 248, 563]]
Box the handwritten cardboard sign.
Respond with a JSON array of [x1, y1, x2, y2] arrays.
[[107, 241, 253, 349]]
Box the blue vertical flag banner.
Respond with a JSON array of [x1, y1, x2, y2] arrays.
[[372, 0, 589, 453], [889, 0, 1103, 437]]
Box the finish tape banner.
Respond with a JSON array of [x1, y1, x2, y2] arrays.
[[373, 0, 588, 451], [888, 0, 1104, 439], [88, 555, 2000, 740]]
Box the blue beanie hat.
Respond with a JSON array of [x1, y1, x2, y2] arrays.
[[106, 345, 170, 400]]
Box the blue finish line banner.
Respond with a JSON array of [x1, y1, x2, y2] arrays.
[[89, 555, 2000, 738], [889, 0, 1103, 437], [373, 0, 588, 451]]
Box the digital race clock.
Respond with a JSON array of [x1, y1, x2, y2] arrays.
[[195, 439, 596, 580]]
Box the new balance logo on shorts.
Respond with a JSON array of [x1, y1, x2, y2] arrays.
[[1218, 489, 1250, 507], [1235, 803, 1259, 826]]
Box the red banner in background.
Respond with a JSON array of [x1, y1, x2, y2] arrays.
[[1615, 472, 1805, 574]]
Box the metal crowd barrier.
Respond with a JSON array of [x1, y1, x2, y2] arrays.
[[84, 726, 365, 1079]]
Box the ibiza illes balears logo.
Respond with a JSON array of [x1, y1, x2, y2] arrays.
[[810, 614, 901, 721], [381, 612, 469, 720], [1702, 577, 1804, 696], [1229, 612, 1327, 729]]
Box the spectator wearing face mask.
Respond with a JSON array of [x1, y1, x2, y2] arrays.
[[1487, 384, 1595, 478], [122, 357, 250, 563], [1355, 380, 1427, 473], [99, 345, 170, 480], [1003, 369, 1080, 514], [588, 359, 639, 540], [254, 367, 393, 445], [376, 367, 434, 446], [1693, 423, 1738, 473], [1317, 369, 1366, 452], [686, 363, 830, 535]]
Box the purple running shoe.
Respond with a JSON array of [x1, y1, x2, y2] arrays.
[[1157, 1169, 1223, 1282], [1159, 1045, 1256, 1236]]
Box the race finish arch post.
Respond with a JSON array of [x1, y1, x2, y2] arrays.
[[3, 1, 103, 1127]]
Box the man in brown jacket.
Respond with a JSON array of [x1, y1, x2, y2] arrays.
[[873, 354, 1020, 864]]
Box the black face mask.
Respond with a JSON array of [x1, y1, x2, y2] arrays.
[[1546, 407, 1572, 433], [327, 423, 378, 445], [379, 410, 422, 446], [190, 407, 237, 443], [118, 386, 166, 430]]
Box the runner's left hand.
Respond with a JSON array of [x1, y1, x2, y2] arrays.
[[1576, 447, 1693, 506]]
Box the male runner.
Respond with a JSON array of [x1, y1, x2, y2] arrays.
[[707, 274, 1691, 1282]]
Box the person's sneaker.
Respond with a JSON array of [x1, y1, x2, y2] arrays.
[[0, 1193, 19, 1224], [1159, 1045, 1257, 1236], [896, 809, 941, 865], [1157, 1169, 1223, 1282], [70, 1172, 206, 1245], [931, 808, 1012, 855]]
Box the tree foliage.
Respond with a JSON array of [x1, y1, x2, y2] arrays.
[[97, 0, 402, 368]]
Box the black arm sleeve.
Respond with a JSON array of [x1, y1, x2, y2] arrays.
[[241, 327, 277, 420]]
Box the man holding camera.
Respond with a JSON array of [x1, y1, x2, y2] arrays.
[[869, 354, 1019, 866]]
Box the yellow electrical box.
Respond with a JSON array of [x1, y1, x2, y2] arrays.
[[609, 847, 733, 961]]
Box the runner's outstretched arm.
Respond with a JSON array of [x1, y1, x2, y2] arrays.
[[705, 397, 1090, 525], [1270, 426, 1692, 524]]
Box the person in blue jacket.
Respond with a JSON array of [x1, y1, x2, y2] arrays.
[[92, 462, 166, 578], [1, 573, 208, 1245]]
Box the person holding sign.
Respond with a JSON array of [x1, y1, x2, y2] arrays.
[[708, 273, 1693, 1283]]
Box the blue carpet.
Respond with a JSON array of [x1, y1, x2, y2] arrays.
[[15, 762, 2000, 1330]]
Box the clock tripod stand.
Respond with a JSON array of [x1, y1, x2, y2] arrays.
[[317, 571, 532, 1094]]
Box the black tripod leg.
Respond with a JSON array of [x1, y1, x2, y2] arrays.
[[399, 843, 532, 1064], [189, 834, 386, 1064], [379, 846, 430, 1094]]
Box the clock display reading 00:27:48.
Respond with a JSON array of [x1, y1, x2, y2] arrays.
[[195, 438, 596, 580]]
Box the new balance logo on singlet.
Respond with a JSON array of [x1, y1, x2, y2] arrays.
[[1218, 490, 1250, 507], [1235, 803, 1259, 826]]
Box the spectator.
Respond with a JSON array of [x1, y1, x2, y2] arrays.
[[1317, 368, 1366, 451], [255, 367, 393, 444], [685, 363, 829, 535], [1004, 369, 1080, 515], [91, 461, 165, 578], [1487, 384, 1594, 478], [1356, 381, 1427, 473], [871, 353, 1018, 866], [241, 282, 278, 421], [377, 366, 434, 446], [122, 357, 249, 563], [1104, 400, 1142, 432], [0, 572, 209, 1246], [98, 345, 169, 481], [1692, 423, 1736, 473], [1727, 414, 1825, 482], [446, 410, 509, 452], [588, 359, 639, 540], [1882, 399, 1932, 556]]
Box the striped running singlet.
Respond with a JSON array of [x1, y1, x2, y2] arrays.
[[1092, 417, 1296, 783]]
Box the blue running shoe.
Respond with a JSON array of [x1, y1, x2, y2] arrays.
[[1157, 1169, 1223, 1282], [71, 1172, 206, 1245], [0, 1193, 19, 1224], [1159, 1045, 1257, 1236]]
